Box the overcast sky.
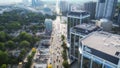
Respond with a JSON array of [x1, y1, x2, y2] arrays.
[[0, 0, 98, 4]]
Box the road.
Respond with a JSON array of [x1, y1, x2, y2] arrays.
[[49, 0, 67, 68]]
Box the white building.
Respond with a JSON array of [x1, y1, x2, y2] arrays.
[[69, 23, 101, 60], [96, 19, 113, 31], [78, 31, 120, 68], [95, 0, 118, 20], [44, 19, 52, 35]]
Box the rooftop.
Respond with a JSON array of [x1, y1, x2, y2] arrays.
[[45, 19, 52, 22], [34, 64, 47, 68], [68, 11, 89, 17], [71, 23, 100, 35], [74, 23, 99, 31], [82, 31, 120, 59]]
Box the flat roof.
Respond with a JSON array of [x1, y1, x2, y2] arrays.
[[68, 11, 89, 17], [71, 23, 100, 35], [82, 31, 120, 58], [74, 23, 98, 31], [34, 64, 47, 68]]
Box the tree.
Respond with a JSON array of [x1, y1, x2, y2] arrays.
[[19, 32, 32, 43], [32, 37, 39, 45], [32, 48, 36, 55], [61, 35, 65, 41], [18, 48, 27, 62], [62, 60, 69, 68], [21, 48, 26, 55], [0, 31, 11, 42], [0, 26, 5, 31], [0, 43, 5, 51], [0, 51, 8, 65], [5, 40, 16, 50], [20, 40, 30, 48], [25, 55, 32, 68], [0, 31, 6, 42], [61, 41, 67, 50], [1, 64, 7, 68], [62, 50, 67, 60], [6, 21, 21, 31]]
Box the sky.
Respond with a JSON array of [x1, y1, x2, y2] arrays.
[[0, 0, 97, 4]]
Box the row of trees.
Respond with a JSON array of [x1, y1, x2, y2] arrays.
[[61, 35, 69, 68], [25, 48, 36, 68]]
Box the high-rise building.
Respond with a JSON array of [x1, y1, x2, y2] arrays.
[[69, 23, 100, 60], [117, 10, 120, 26], [23, 0, 29, 5], [32, 0, 36, 7], [95, 0, 118, 20], [59, 0, 69, 13], [44, 19, 53, 35], [78, 31, 120, 68], [84, 1, 96, 19], [67, 11, 90, 39], [32, 0, 43, 7], [68, 3, 72, 12]]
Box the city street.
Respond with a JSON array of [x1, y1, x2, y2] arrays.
[[49, 0, 67, 68], [50, 17, 63, 68]]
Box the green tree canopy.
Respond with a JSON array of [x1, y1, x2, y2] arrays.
[[5, 40, 16, 50], [0, 26, 5, 31], [0, 31, 7, 42], [0, 42, 5, 51], [6, 21, 21, 30], [20, 40, 30, 48], [61, 35, 65, 41], [18, 32, 32, 42], [0, 31, 11, 42], [1, 64, 7, 68], [61, 41, 67, 50], [0, 51, 8, 65], [62, 60, 69, 68]]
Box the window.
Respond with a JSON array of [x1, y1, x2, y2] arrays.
[[75, 35, 79, 58], [82, 56, 91, 68], [71, 34, 75, 55], [92, 60, 102, 68], [104, 64, 113, 68], [99, 0, 105, 3]]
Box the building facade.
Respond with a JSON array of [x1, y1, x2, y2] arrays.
[[117, 10, 120, 26], [67, 11, 90, 39], [69, 24, 100, 60], [23, 0, 29, 5], [59, 0, 69, 13], [84, 2, 96, 19], [78, 31, 120, 68], [32, 0, 43, 7], [44, 19, 52, 35], [95, 0, 118, 20]]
